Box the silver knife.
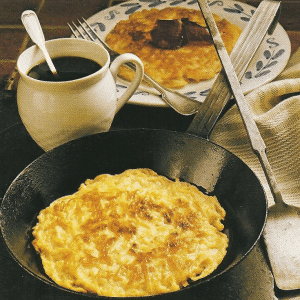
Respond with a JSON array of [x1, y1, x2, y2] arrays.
[[196, 0, 283, 202], [196, 2, 300, 291]]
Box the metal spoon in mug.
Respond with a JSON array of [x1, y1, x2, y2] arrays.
[[21, 10, 59, 78]]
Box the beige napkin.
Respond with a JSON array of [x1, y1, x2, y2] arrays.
[[209, 48, 300, 207]]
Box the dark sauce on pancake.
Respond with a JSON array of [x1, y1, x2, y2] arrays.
[[27, 56, 101, 82]]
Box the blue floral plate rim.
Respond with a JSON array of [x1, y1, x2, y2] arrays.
[[86, 0, 291, 107]]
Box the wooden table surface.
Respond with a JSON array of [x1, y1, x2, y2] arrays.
[[0, 1, 300, 299]]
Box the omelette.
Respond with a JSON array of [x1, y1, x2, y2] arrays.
[[105, 7, 242, 88], [32, 168, 228, 297]]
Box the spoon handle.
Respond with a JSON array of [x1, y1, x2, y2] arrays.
[[39, 46, 58, 77], [21, 10, 58, 76]]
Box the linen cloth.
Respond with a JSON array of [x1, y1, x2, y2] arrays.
[[209, 47, 300, 207]]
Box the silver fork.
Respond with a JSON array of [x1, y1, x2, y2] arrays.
[[188, 0, 281, 137], [68, 18, 201, 116]]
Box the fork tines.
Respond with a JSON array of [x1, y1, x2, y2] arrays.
[[68, 18, 98, 42]]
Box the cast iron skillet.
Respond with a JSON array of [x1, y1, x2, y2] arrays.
[[0, 129, 267, 299]]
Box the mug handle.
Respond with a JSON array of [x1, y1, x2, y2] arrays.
[[109, 53, 144, 112]]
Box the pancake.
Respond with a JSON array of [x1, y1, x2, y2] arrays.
[[32, 168, 228, 297], [105, 7, 242, 88]]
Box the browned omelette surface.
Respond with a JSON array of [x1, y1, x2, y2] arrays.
[[32, 168, 228, 297], [105, 7, 242, 88]]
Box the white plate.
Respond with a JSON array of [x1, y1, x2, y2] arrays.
[[86, 0, 291, 107]]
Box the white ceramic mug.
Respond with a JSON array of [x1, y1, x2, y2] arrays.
[[17, 38, 144, 151]]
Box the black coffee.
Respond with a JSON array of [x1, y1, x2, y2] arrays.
[[27, 56, 101, 82]]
